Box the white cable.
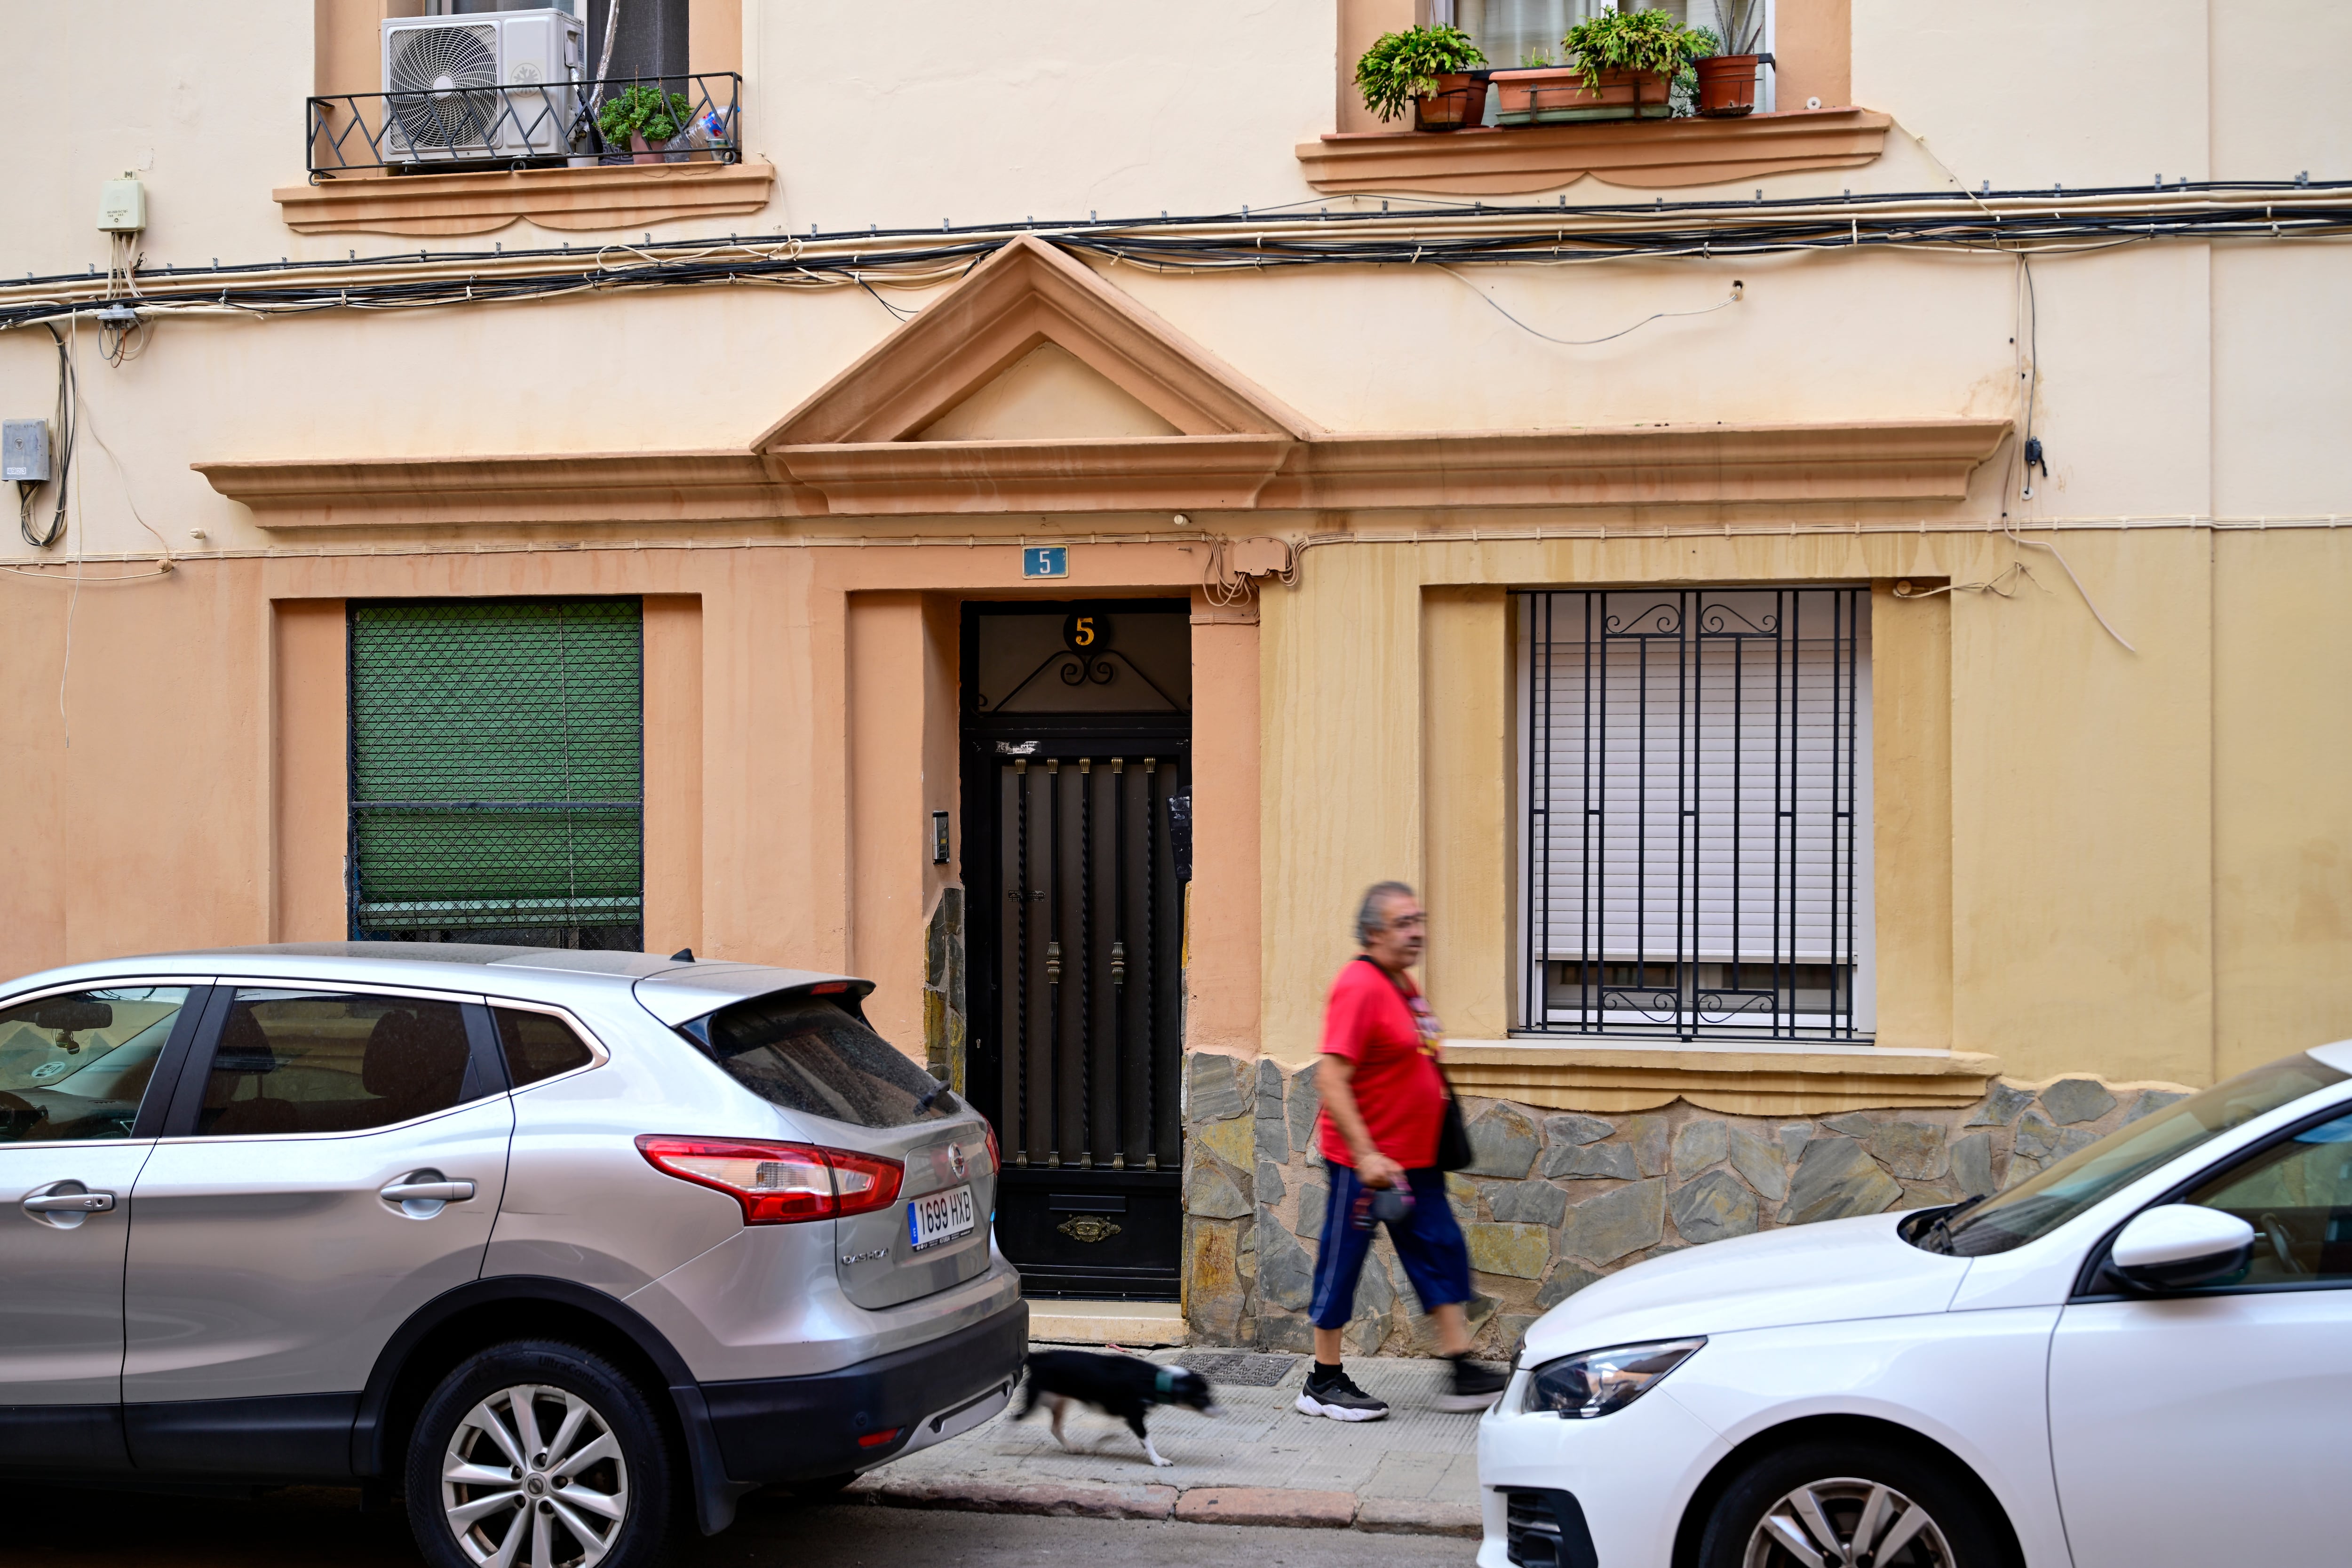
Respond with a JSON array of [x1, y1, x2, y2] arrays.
[[1438, 264, 1740, 345]]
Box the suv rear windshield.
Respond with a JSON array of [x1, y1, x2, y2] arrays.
[[1916, 1053, 2348, 1257], [684, 992, 956, 1130]]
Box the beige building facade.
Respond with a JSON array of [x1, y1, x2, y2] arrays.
[[5, 0, 2352, 1349]]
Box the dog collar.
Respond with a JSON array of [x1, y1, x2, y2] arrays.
[[1155, 1367, 1177, 1395]]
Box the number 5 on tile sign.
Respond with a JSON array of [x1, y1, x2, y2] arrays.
[[1022, 546, 1068, 579]]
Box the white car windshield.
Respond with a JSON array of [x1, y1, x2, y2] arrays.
[[1920, 1053, 2348, 1257]]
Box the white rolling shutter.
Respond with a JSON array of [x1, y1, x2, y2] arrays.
[[1518, 588, 1873, 1039]]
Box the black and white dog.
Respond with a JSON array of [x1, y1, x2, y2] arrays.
[[1013, 1349, 1218, 1468]]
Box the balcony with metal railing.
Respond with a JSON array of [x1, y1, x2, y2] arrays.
[[305, 72, 741, 179]]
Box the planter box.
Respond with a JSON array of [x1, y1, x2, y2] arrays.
[[1498, 65, 1672, 125]]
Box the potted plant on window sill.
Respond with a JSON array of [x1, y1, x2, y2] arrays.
[[596, 84, 695, 165], [1692, 0, 1772, 117], [1490, 48, 1591, 129], [1541, 7, 1701, 124], [1355, 24, 1491, 134]]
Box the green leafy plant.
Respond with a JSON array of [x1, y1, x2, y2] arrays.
[[596, 84, 693, 149], [1354, 24, 1487, 124], [1561, 7, 1707, 89], [1708, 0, 1768, 56], [1518, 46, 1557, 68]]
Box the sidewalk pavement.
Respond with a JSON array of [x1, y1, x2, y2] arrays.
[[842, 1345, 1490, 1537]]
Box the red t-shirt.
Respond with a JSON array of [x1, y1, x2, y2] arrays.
[[1316, 957, 1446, 1170]]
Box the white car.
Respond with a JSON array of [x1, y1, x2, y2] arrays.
[[1478, 1042, 2352, 1568]]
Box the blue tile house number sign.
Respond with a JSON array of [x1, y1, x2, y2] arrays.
[[1022, 546, 1069, 579]]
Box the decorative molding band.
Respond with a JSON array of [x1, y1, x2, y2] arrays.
[[1260, 421, 2008, 510], [1443, 1043, 2003, 1115], [197, 419, 2010, 527], [273, 160, 777, 237], [774, 435, 1297, 515], [193, 452, 791, 529], [1295, 108, 1892, 197]]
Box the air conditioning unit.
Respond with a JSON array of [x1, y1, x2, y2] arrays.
[[382, 8, 584, 164]]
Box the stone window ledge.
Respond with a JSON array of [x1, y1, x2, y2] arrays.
[[274, 159, 777, 238], [1444, 1040, 2000, 1116], [1295, 107, 1890, 197]]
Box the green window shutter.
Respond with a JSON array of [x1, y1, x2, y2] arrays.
[[349, 598, 644, 944]]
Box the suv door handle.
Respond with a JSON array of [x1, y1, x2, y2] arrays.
[[22, 1188, 115, 1215], [380, 1177, 477, 1203]]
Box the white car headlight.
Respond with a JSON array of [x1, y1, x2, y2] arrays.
[[1521, 1337, 1705, 1418]]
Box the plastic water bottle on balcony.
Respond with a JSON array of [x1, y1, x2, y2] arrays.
[[696, 109, 729, 159]]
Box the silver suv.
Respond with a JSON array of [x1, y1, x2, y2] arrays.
[[0, 943, 1024, 1567]]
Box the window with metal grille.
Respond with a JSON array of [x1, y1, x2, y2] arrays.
[[1518, 586, 1871, 1040], [349, 598, 644, 950]]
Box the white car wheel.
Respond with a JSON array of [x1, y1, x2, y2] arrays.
[[1700, 1440, 2008, 1568], [1742, 1476, 1953, 1568]]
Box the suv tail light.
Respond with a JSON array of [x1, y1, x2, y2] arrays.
[[983, 1120, 1001, 1176], [636, 1136, 904, 1225]]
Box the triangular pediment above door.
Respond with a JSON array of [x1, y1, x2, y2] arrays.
[[759, 234, 1315, 447], [913, 343, 1182, 442], [755, 235, 1316, 515]]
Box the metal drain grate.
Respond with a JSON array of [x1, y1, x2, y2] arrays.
[[1167, 1351, 1301, 1387]]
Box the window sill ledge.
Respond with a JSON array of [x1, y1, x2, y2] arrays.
[[274, 159, 776, 237], [1295, 107, 1891, 197], [1444, 1040, 2000, 1115]]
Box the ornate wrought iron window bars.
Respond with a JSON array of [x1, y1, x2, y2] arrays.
[[1518, 586, 1870, 1041]]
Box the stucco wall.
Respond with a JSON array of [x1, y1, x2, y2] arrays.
[[1257, 524, 2352, 1087], [4, 0, 2352, 1089]]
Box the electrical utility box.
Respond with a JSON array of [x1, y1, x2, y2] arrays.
[[97, 177, 146, 233], [3, 421, 52, 483]]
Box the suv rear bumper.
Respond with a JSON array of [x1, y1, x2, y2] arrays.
[[695, 1294, 1029, 1488]]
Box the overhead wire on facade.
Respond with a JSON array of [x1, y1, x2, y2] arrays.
[[17, 324, 75, 548], [15, 512, 2344, 578], [1438, 264, 1741, 345], [3, 182, 2350, 336]]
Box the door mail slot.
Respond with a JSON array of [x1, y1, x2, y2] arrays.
[[1049, 1194, 1127, 1213]]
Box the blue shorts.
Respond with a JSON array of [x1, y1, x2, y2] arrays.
[[1307, 1163, 1473, 1329]]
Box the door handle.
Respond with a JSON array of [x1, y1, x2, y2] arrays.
[[22, 1189, 115, 1215], [380, 1178, 477, 1203]]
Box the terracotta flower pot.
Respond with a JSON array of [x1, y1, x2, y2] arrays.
[[1506, 65, 1673, 123], [629, 131, 662, 166], [1695, 54, 1762, 117], [1410, 71, 1490, 132]]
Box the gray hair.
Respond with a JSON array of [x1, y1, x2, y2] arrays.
[[1355, 881, 1417, 946]]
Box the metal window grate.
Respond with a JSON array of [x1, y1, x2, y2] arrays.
[[349, 598, 644, 949], [1518, 587, 1870, 1041], [1156, 1351, 1301, 1387]]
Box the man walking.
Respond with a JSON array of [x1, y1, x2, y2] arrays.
[[1296, 882, 1510, 1421]]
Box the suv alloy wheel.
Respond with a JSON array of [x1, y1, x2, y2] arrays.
[[407, 1340, 675, 1568]]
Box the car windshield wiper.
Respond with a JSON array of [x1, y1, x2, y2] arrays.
[[1916, 1193, 1990, 1255]]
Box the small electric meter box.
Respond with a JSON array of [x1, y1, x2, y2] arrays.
[[98, 177, 146, 233], [3, 421, 51, 484]]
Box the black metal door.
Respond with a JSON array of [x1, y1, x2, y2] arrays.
[[961, 601, 1190, 1300]]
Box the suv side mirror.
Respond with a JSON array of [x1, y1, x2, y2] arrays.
[[2109, 1204, 2255, 1291]]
